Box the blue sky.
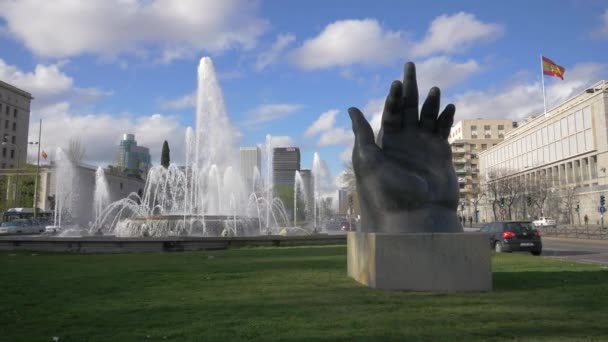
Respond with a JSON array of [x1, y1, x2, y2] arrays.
[[1, 0, 607, 184]]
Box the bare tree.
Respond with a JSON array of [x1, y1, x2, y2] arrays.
[[484, 170, 502, 221], [340, 161, 356, 191], [66, 137, 86, 164], [528, 172, 552, 219], [558, 186, 578, 225], [469, 183, 486, 223], [498, 170, 524, 220]]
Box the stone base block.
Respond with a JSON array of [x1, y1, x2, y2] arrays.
[[347, 232, 492, 292]]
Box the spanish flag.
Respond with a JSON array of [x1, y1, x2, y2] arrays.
[[41, 150, 48, 160], [542, 56, 565, 80]]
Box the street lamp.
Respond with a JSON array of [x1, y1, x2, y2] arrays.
[[2, 135, 21, 207], [29, 119, 42, 218]]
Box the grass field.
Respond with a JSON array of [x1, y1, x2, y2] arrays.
[[1, 246, 608, 341]]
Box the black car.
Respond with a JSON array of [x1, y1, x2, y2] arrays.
[[480, 221, 542, 256]]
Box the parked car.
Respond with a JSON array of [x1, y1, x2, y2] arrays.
[[340, 221, 351, 231], [480, 221, 542, 255], [532, 217, 556, 227], [0, 219, 45, 235]]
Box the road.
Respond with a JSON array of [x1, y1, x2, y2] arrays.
[[541, 237, 608, 266]]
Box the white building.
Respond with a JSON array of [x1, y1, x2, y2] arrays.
[[478, 80, 608, 224], [240, 146, 261, 191]]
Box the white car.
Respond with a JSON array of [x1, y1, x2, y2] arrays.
[[533, 217, 556, 227]]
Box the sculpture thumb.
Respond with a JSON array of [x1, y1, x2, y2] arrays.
[[348, 107, 375, 147]]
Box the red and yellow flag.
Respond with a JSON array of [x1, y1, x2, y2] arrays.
[[542, 56, 566, 80], [41, 150, 48, 160]]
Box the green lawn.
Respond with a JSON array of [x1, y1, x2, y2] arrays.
[[1, 246, 607, 341]]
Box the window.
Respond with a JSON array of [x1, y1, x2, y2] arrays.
[[1, 148, 5, 157], [481, 144, 487, 150], [10, 136, 14, 144], [12, 122, 16, 131], [471, 135, 477, 139], [498, 125, 504, 130], [13, 108, 17, 117], [4, 121, 7, 129], [493, 143, 496, 146], [10, 149, 14, 159], [484, 125, 490, 130], [4, 106, 8, 115], [498, 133, 504, 138], [471, 125, 477, 130]]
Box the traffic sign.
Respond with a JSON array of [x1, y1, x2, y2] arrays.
[[600, 206, 606, 214], [500, 208, 506, 215]]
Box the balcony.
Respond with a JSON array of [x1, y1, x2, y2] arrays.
[[455, 168, 468, 175], [452, 148, 466, 153], [458, 177, 469, 184], [453, 159, 467, 164]]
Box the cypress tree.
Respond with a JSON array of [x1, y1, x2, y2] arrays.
[[161, 140, 170, 168]]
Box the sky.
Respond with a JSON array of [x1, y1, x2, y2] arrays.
[[0, 0, 607, 186]]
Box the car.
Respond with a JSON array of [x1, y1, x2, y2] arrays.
[[340, 221, 351, 231], [0, 219, 45, 235], [480, 221, 542, 256], [533, 217, 556, 227]]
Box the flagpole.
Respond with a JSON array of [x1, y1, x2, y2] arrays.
[[33, 119, 42, 218], [541, 54, 548, 117]]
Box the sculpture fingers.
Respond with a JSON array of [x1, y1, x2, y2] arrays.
[[436, 104, 456, 139], [402, 62, 419, 128], [419, 87, 440, 132], [381, 80, 404, 134], [348, 107, 375, 147]]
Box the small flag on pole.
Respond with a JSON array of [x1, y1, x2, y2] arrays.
[[41, 150, 48, 160], [542, 56, 566, 80]]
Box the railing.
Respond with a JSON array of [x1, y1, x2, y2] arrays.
[[539, 225, 606, 240], [453, 159, 467, 164]]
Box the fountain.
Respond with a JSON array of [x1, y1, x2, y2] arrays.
[[93, 167, 110, 224], [87, 57, 291, 237]]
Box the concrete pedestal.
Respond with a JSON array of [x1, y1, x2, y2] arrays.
[[347, 232, 492, 292]]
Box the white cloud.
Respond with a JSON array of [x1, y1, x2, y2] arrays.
[[412, 12, 503, 57], [160, 93, 196, 110], [255, 33, 296, 71], [245, 103, 302, 125], [0, 58, 110, 106], [453, 63, 608, 121], [268, 135, 296, 148], [318, 128, 353, 147], [415, 56, 480, 93], [339, 146, 352, 163], [304, 109, 340, 137], [30, 102, 187, 165], [0, 0, 268, 60], [289, 19, 409, 70]]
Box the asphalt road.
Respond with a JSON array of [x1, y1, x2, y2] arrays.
[[541, 237, 608, 266]]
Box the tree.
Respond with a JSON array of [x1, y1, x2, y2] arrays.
[[66, 137, 86, 164], [469, 183, 486, 223], [161, 140, 170, 168], [340, 161, 356, 191], [528, 172, 552, 218]]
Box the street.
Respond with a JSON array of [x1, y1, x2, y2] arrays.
[[541, 237, 608, 266]]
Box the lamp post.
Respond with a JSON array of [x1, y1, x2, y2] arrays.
[[29, 119, 42, 218], [2, 136, 21, 207]]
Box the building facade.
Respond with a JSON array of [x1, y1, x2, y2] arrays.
[[37, 164, 145, 226], [0, 80, 32, 169], [272, 147, 300, 188], [448, 119, 516, 213], [479, 80, 608, 224], [240, 146, 261, 192], [116, 134, 151, 176]]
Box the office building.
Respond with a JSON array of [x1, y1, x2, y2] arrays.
[[272, 147, 300, 188], [448, 119, 516, 216], [240, 146, 261, 191], [116, 134, 151, 176], [0, 80, 32, 169], [478, 80, 608, 223]]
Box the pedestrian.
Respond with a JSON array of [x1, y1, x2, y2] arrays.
[[468, 216, 473, 227], [584, 214, 589, 225]]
